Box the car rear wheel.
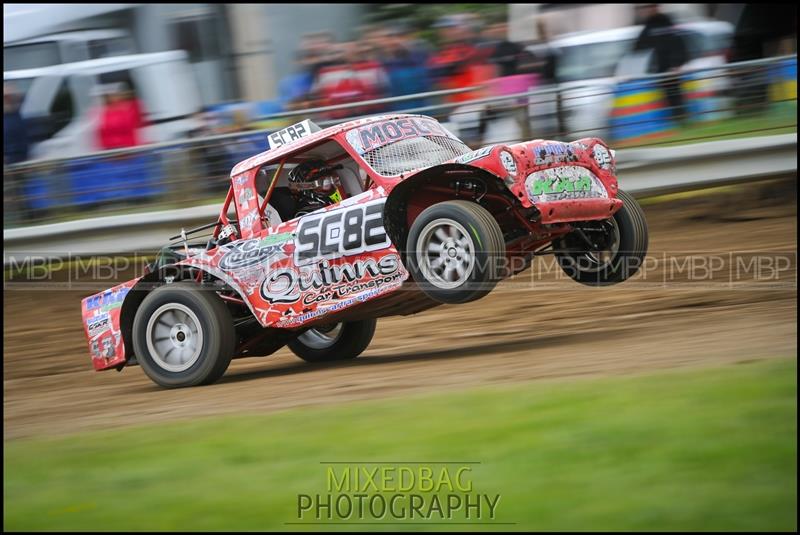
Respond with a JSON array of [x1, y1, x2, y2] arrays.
[[555, 189, 649, 285], [288, 319, 376, 363], [132, 282, 235, 387], [406, 200, 506, 304]]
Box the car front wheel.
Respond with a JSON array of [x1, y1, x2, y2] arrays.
[[406, 200, 506, 304], [554, 189, 649, 286], [132, 282, 235, 388]]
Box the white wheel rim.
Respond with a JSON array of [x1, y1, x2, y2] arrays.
[[145, 303, 204, 372], [297, 323, 343, 349], [416, 218, 476, 290]]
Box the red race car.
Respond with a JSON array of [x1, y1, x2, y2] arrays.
[[81, 114, 648, 387]]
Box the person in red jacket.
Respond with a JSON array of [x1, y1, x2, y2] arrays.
[[312, 42, 390, 120], [428, 15, 496, 104], [96, 83, 145, 150]]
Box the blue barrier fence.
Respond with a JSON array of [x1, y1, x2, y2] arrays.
[[19, 132, 267, 211]]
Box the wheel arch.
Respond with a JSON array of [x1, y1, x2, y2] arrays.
[[118, 262, 254, 364], [383, 163, 508, 251]]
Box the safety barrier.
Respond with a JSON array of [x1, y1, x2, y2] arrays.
[[610, 77, 676, 143], [681, 65, 733, 123], [769, 56, 797, 110], [4, 132, 796, 265]]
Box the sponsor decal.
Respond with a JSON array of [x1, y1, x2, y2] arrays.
[[532, 143, 579, 166], [90, 334, 116, 359], [276, 281, 402, 328], [87, 313, 111, 338], [260, 231, 293, 246], [347, 117, 452, 154], [235, 175, 249, 186], [261, 254, 403, 305], [268, 119, 320, 150], [85, 287, 130, 311], [218, 224, 237, 241], [525, 166, 608, 203], [218, 233, 292, 270], [570, 141, 588, 151], [499, 150, 517, 176], [240, 210, 260, 229], [264, 203, 282, 227], [455, 145, 494, 165], [238, 188, 255, 209], [294, 198, 390, 265], [593, 144, 612, 170]]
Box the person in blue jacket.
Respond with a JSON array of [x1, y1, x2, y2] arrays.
[[379, 25, 433, 111], [4, 83, 30, 165]]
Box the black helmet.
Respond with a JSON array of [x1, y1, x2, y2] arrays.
[[288, 160, 337, 187], [288, 160, 343, 210]]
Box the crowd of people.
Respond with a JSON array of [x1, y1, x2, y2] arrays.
[[277, 14, 552, 119], [6, 5, 796, 167]]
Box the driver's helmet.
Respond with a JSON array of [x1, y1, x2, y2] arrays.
[[288, 159, 343, 208]]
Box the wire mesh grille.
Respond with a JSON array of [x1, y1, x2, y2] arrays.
[[360, 136, 471, 176]]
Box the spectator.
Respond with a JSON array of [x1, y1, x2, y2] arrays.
[[305, 31, 339, 80], [4, 83, 33, 224], [380, 25, 432, 110], [428, 15, 495, 103], [4, 83, 30, 165], [633, 4, 689, 122], [632, 4, 689, 122], [312, 41, 390, 119], [532, 19, 558, 85], [485, 22, 526, 77], [278, 47, 318, 111], [96, 83, 145, 150], [528, 18, 562, 139], [633, 4, 689, 74]]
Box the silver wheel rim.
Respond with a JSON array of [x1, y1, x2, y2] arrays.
[[297, 323, 343, 349], [581, 218, 621, 273], [416, 218, 476, 289], [145, 303, 204, 372]]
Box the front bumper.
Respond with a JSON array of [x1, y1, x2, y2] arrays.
[[535, 197, 624, 224], [499, 138, 622, 224], [81, 279, 139, 371]]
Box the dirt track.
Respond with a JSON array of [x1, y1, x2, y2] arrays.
[[4, 182, 797, 440]]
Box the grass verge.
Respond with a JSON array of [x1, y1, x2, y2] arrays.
[[4, 358, 797, 531]]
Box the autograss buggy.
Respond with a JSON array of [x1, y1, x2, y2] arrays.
[[81, 114, 648, 387]]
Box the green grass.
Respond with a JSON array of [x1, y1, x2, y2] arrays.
[[616, 107, 797, 148], [4, 358, 797, 531]]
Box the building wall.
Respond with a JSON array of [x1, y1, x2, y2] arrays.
[[133, 3, 233, 105], [230, 3, 364, 102]]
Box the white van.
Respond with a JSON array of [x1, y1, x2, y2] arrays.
[[3, 29, 136, 72], [4, 50, 202, 160], [528, 20, 734, 138]]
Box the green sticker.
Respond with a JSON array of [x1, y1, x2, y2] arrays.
[[101, 302, 123, 312], [532, 176, 592, 195], [259, 232, 293, 247], [468, 224, 483, 249]]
